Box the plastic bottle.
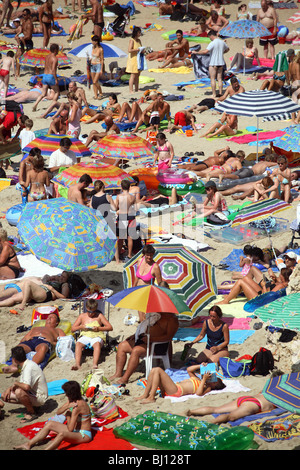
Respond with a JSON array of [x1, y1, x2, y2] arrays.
[[180, 344, 190, 361]]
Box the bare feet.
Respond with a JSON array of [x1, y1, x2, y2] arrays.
[[13, 442, 31, 450], [140, 397, 155, 404]]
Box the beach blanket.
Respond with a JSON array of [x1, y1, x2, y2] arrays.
[[173, 328, 255, 343], [248, 412, 300, 441], [232, 199, 291, 227], [213, 406, 286, 426], [191, 316, 252, 329], [206, 128, 260, 141], [149, 66, 193, 74], [0, 179, 11, 192], [47, 379, 68, 396], [226, 130, 286, 144], [287, 11, 300, 22], [0, 253, 63, 285], [220, 248, 269, 273]]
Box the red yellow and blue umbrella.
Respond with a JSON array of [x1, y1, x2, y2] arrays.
[[90, 134, 156, 160], [19, 48, 72, 68], [123, 244, 217, 320], [51, 161, 134, 190], [22, 134, 91, 159], [17, 199, 117, 272]]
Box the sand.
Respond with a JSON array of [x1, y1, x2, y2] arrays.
[[0, 0, 299, 452]]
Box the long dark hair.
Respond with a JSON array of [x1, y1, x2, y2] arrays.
[[62, 381, 82, 401], [132, 26, 141, 39]]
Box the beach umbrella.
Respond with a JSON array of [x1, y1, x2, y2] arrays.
[[215, 90, 300, 161], [69, 42, 127, 58], [123, 244, 217, 320], [263, 373, 300, 413], [90, 134, 156, 160], [17, 199, 117, 272], [219, 20, 272, 74], [19, 48, 72, 68], [22, 134, 91, 159], [51, 161, 134, 190], [270, 126, 300, 166], [254, 292, 300, 331], [231, 198, 291, 227]]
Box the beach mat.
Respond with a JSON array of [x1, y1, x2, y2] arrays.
[[220, 248, 270, 272], [190, 316, 252, 329], [58, 427, 135, 450], [248, 412, 300, 441], [213, 406, 286, 426], [173, 328, 255, 343]]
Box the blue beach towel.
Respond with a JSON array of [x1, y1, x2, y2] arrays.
[[173, 328, 255, 343], [47, 379, 68, 396]]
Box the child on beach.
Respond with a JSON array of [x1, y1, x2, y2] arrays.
[[153, 132, 174, 171], [234, 244, 253, 279], [19, 118, 35, 152], [20, 153, 50, 202], [0, 50, 15, 98], [71, 298, 113, 370]]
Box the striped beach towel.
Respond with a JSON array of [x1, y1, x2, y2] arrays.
[[232, 199, 291, 227]]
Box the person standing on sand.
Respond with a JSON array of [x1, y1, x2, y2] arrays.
[[32, 43, 59, 112], [257, 0, 278, 61], [82, 0, 104, 40], [39, 0, 54, 49]]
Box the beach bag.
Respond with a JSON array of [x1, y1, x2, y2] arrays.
[[5, 100, 23, 121], [55, 335, 75, 362], [90, 392, 119, 420], [81, 369, 111, 396], [219, 357, 251, 378], [250, 348, 274, 376]]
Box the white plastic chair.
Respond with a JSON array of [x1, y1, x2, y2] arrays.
[[144, 341, 171, 379]]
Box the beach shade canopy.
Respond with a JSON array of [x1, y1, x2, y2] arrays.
[[215, 90, 300, 161], [51, 161, 134, 190], [90, 134, 156, 160], [263, 373, 300, 413], [254, 292, 300, 331], [219, 19, 272, 39], [123, 244, 217, 320], [106, 284, 191, 318], [69, 42, 127, 58], [19, 48, 72, 68], [271, 125, 300, 153], [17, 199, 117, 272], [22, 134, 91, 159], [231, 198, 291, 227]]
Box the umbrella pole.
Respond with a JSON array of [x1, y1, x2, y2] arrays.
[[256, 116, 259, 163]]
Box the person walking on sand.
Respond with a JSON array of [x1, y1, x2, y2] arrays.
[[0, 51, 15, 98], [126, 26, 143, 94], [38, 0, 54, 49], [32, 43, 59, 112]]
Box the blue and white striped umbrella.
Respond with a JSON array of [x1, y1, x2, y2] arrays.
[[215, 90, 300, 160], [69, 43, 127, 58]]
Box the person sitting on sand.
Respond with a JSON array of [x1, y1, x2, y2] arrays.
[[132, 93, 171, 134], [186, 392, 276, 423], [169, 110, 198, 134], [67, 173, 93, 206], [158, 29, 190, 69], [137, 365, 225, 403], [253, 175, 280, 201], [185, 305, 230, 364], [0, 228, 22, 280], [48, 109, 68, 136], [205, 10, 228, 34], [81, 93, 121, 124], [109, 310, 179, 384], [200, 112, 238, 139], [85, 115, 120, 147], [190, 77, 245, 114], [217, 267, 292, 305], [14, 380, 92, 450], [71, 298, 113, 370], [2, 312, 66, 373], [1, 346, 48, 423], [271, 155, 291, 203]]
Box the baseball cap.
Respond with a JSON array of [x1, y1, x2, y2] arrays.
[[284, 251, 297, 260], [205, 181, 217, 189], [286, 49, 295, 57]]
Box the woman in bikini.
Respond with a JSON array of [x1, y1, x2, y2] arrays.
[[66, 91, 82, 139], [200, 112, 238, 139], [185, 305, 230, 364], [90, 35, 104, 100], [259, 70, 286, 92], [230, 38, 260, 72], [186, 392, 276, 423], [0, 228, 22, 280], [133, 244, 162, 322], [153, 132, 174, 171], [137, 365, 225, 403], [20, 154, 50, 202], [82, 93, 121, 124], [39, 0, 54, 49], [14, 380, 92, 450]]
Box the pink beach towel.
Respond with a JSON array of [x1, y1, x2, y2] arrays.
[[227, 130, 285, 144], [191, 316, 252, 330]]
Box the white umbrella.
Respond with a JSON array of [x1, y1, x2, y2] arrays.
[[69, 43, 127, 58], [215, 90, 300, 161]]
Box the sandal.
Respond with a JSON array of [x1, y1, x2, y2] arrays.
[[20, 414, 38, 423]]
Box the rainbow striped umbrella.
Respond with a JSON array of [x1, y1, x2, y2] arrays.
[[17, 199, 117, 272], [123, 244, 217, 320], [19, 48, 72, 68], [51, 161, 134, 190], [90, 134, 156, 160], [22, 134, 91, 159]]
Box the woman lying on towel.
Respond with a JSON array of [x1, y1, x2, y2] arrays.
[[216, 267, 292, 305], [5, 83, 56, 103], [0, 229, 22, 280], [81, 93, 121, 124], [0, 272, 71, 310], [137, 365, 225, 403]]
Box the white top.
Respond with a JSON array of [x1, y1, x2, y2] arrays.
[[48, 148, 78, 170], [19, 129, 35, 150], [206, 37, 229, 66], [20, 359, 48, 402]]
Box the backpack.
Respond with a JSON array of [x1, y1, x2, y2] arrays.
[[250, 347, 274, 376], [5, 100, 23, 121], [67, 273, 86, 298]]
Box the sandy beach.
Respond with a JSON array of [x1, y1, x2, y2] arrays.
[[0, 0, 300, 452]]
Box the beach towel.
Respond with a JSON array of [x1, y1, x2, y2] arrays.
[[231, 199, 291, 227], [190, 316, 252, 330], [287, 11, 300, 22], [213, 406, 286, 426], [173, 328, 255, 343], [248, 412, 300, 441], [47, 379, 68, 396], [58, 427, 135, 450], [226, 130, 285, 144], [148, 66, 192, 74], [0, 178, 11, 192], [220, 248, 270, 273]]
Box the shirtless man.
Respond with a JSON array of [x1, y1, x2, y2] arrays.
[[85, 115, 120, 147], [179, 147, 230, 172], [40, 81, 89, 119], [2, 313, 66, 373], [83, 0, 104, 39], [67, 173, 92, 205], [15, 9, 34, 78], [114, 179, 136, 263], [109, 311, 179, 383], [48, 109, 68, 135], [32, 43, 59, 112], [159, 30, 190, 69], [191, 76, 245, 113], [132, 93, 171, 133], [206, 10, 228, 35], [257, 0, 278, 60]]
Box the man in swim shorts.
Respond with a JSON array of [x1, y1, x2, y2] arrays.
[[257, 0, 278, 60], [32, 43, 60, 112]]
